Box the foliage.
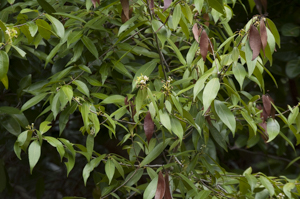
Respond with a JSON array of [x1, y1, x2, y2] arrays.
[[1, 0, 300, 198]]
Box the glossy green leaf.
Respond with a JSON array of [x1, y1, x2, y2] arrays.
[[37, 0, 56, 15], [186, 41, 198, 66], [45, 14, 65, 38], [100, 95, 125, 105], [167, 38, 186, 65], [111, 158, 124, 179], [44, 136, 65, 161], [259, 176, 274, 196], [39, 121, 51, 134], [28, 140, 41, 174], [193, 67, 214, 100], [266, 118, 280, 142], [172, 4, 181, 29], [214, 100, 236, 135], [266, 18, 280, 48], [81, 35, 99, 59], [245, 173, 257, 192], [195, 190, 211, 199], [36, 19, 52, 40], [208, 0, 225, 15], [53, 12, 86, 23], [86, 134, 94, 161], [143, 175, 158, 199], [209, 124, 228, 151], [21, 93, 48, 112], [62, 85, 73, 104], [171, 117, 183, 141], [82, 155, 105, 186], [233, 63, 247, 89], [59, 138, 76, 176], [152, 19, 170, 46], [112, 61, 132, 79], [203, 78, 220, 113], [140, 139, 170, 167], [241, 110, 257, 134], [159, 110, 171, 132], [72, 80, 90, 97], [0, 51, 9, 80], [283, 182, 295, 199], [105, 159, 115, 185]]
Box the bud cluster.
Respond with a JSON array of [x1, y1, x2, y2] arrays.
[[136, 75, 149, 89], [5, 27, 18, 42], [162, 76, 173, 95]]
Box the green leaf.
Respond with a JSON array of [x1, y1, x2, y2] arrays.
[[177, 173, 198, 192], [266, 18, 280, 48], [80, 102, 90, 134], [45, 14, 64, 38], [53, 12, 86, 23], [36, 19, 52, 40], [186, 41, 198, 66], [172, 4, 181, 29], [203, 78, 220, 113], [241, 110, 257, 134], [39, 121, 51, 134], [140, 139, 170, 167], [232, 63, 247, 89], [208, 0, 225, 15], [266, 118, 280, 142], [171, 117, 183, 141], [214, 100, 236, 135], [62, 85, 73, 104], [167, 38, 186, 65], [82, 155, 105, 186], [105, 159, 115, 185], [21, 93, 48, 112], [245, 41, 257, 76], [27, 21, 38, 37], [112, 61, 132, 79], [100, 95, 125, 105], [132, 60, 158, 90], [143, 175, 158, 199], [159, 110, 171, 132], [37, 0, 56, 15], [0, 115, 21, 136], [59, 138, 76, 176], [281, 23, 300, 37], [209, 124, 228, 151], [283, 182, 295, 199], [195, 190, 211, 199], [152, 19, 170, 46], [193, 67, 214, 100], [44, 136, 65, 161], [259, 176, 274, 196], [245, 173, 257, 192], [286, 58, 300, 79], [81, 35, 99, 59], [72, 80, 90, 97], [51, 92, 61, 119], [86, 134, 94, 161], [0, 51, 9, 80], [28, 140, 41, 174], [111, 158, 124, 179], [194, 0, 204, 14]]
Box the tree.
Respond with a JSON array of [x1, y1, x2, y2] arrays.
[[1, 0, 300, 198]]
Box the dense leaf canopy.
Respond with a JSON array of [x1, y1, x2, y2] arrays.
[[1, 0, 300, 198]]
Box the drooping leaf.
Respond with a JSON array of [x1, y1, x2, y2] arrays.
[[28, 140, 41, 174], [120, 0, 130, 22], [203, 78, 220, 113], [44, 136, 65, 161], [164, 172, 172, 199], [37, 0, 56, 15], [249, 25, 261, 61], [81, 35, 99, 59], [144, 175, 158, 199], [259, 176, 274, 196], [193, 23, 200, 43], [0, 51, 9, 80], [260, 18, 267, 55], [154, 171, 165, 199], [283, 182, 295, 199], [199, 29, 209, 61], [171, 117, 183, 141], [72, 80, 90, 97], [101, 95, 125, 105], [214, 100, 236, 135], [105, 159, 115, 185], [140, 139, 170, 167], [144, 112, 154, 143], [45, 14, 65, 39], [21, 93, 48, 112], [36, 19, 52, 40], [232, 63, 247, 90], [159, 110, 171, 132], [266, 118, 280, 142], [207, 0, 225, 15], [39, 121, 51, 134], [262, 94, 274, 118], [82, 155, 104, 186], [172, 4, 181, 29]]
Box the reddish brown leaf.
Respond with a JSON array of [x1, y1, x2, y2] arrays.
[[91, 0, 100, 8], [144, 112, 154, 143], [199, 29, 209, 61], [164, 172, 172, 199], [260, 18, 267, 55], [253, 0, 262, 15], [249, 25, 262, 61], [262, 94, 275, 119], [120, 0, 130, 22], [155, 171, 165, 199], [149, 0, 154, 14], [164, 0, 172, 11], [203, 13, 210, 28], [193, 24, 199, 43]]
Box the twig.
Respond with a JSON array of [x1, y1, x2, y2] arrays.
[[100, 168, 140, 199]]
